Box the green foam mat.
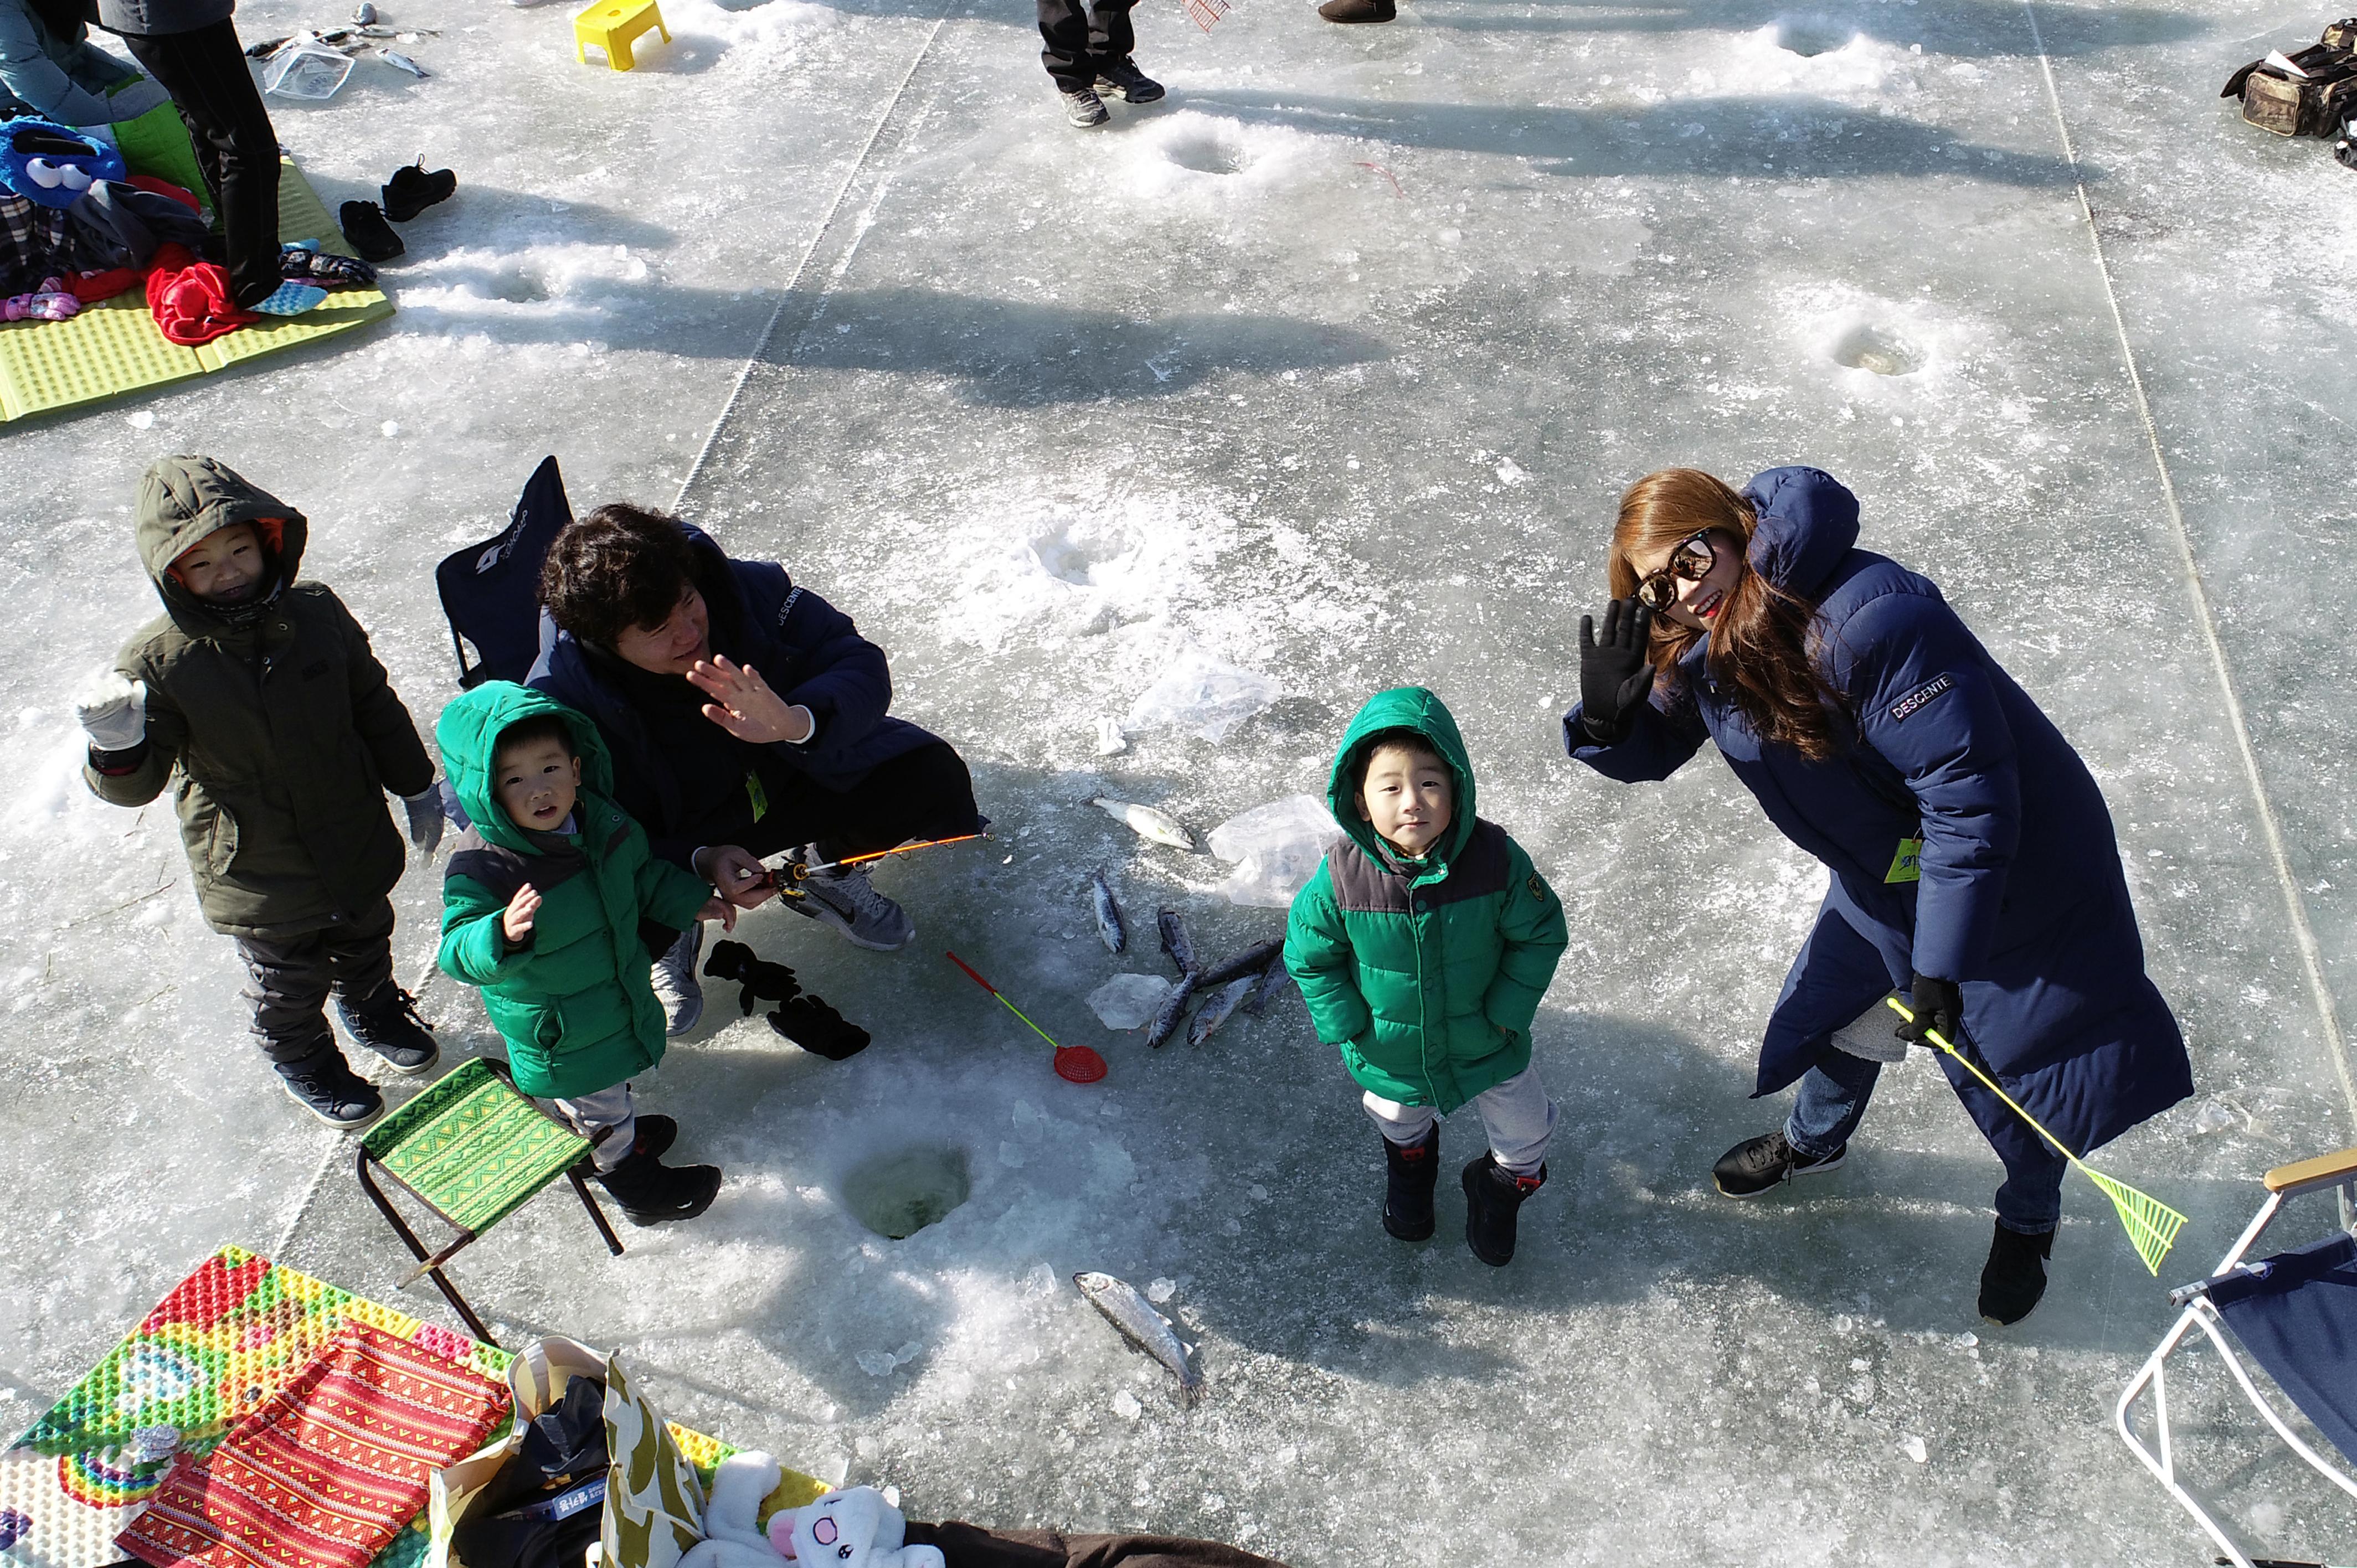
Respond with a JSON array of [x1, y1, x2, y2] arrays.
[[0, 158, 394, 422]]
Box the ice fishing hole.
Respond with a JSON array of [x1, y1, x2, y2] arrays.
[[1776, 16, 1855, 54], [842, 1146, 971, 1239], [486, 267, 550, 305], [1162, 128, 1253, 175], [1830, 324, 1925, 377]]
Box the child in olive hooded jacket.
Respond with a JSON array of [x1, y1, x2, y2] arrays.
[[77, 455, 445, 1132], [1284, 687, 1568, 1265], [436, 681, 733, 1224]]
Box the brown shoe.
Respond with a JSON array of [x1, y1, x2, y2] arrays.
[[1318, 0, 1396, 22]]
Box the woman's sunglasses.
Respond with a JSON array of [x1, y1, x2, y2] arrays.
[[1634, 531, 1718, 613]]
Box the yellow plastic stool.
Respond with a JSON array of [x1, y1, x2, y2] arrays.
[[574, 0, 668, 70]]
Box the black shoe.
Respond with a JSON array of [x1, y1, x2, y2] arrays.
[[339, 200, 404, 262], [594, 1147, 721, 1225], [1462, 1153, 1543, 1267], [1711, 1129, 1846, 1198], [570, 1113, 677, 1178], [1093, 57, 1164, 102], [1979, 1221, 2054, 1325], [382, 158, 455, 222], [337, 985, 440, 1075], [1382, 1127, 1439, 1241], [765, 994, 871, 1061], [1319, 0, 1397, 20], [275, 1047, 383, 1130]]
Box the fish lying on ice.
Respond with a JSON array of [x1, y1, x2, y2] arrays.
[[1241, 957, 1293, 1016], [1074, 1271, 1201, 1401], [1198, 937, 1281, 987], [1145, 970, 1200, 1049], [1089, 869, 1126, 954], [1156, 909, 1197, 977], [1092, 797, 1194, 850], [1188, 975, 1255, 1046]]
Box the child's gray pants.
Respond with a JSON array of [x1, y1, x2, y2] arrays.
[[1362, 1064, 1557, 1178], [232, 896, 397, 1064], [547, 1083, 638, 1173]]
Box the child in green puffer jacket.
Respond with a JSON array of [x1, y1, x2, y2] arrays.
[[1283, 687, 1568, 1266], [437, 681, 739, 1226]]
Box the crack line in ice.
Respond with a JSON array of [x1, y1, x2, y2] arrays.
[[2022, 0, 2357, 1120], [672, 9, 953, 508]]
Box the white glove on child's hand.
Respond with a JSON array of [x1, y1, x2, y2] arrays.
[[76, 671, 147, 752], [401, 787, 446, 856]]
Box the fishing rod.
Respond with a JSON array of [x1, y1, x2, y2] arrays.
[[753, 834, 987, 894]]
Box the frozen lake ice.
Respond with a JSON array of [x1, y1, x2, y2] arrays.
[[2, 0, 2354, 1560]]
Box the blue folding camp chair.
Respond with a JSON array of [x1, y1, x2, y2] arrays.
[[435, 455, 572, 688], [2117, 1146, 2357, 1568]]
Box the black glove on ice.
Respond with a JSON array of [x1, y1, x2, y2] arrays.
[[767, 994, 871, 1061], [1893, 972, 1964, 1047], [1577, 597, 1658, 744]]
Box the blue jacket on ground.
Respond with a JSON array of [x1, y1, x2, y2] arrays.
[[1563, 466, 2191, 1169], [528, 523, 937, 868]]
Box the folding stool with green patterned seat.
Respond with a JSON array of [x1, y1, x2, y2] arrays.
[[356, 1058, 625, 1344]]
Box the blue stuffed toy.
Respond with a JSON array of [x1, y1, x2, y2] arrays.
[[0, 118, 128, 208]]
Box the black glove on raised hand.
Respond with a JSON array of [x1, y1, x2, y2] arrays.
[[1893, 972, 1964, 1046], [1577, 597, 1658, 744]]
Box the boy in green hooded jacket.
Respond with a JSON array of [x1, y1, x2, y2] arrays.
[[1284, 687, 1568, 1265], [436, 680, 740, 1225]]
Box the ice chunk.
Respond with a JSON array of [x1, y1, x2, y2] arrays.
[[1146, 1277, 1177, 1304], [2191, 1098, 2235, 1134], [857, 1350, 898, 1377], [1901, 1436, 1928, 1464], [1088, 973, 1174, 1029], [1207, 795, 1332, 908], [1111, 1390, 1143, 1421], [1125, 643, 1280, 744], [1095, 717, 1128, 756]]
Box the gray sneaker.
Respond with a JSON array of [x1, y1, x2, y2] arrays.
[[790, 862, 914, 951], [1062, 87, 1110, 127], [652, 925, 706, 1036]]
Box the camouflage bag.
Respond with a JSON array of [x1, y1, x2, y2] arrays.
[[2223, 23, 2357, 137]]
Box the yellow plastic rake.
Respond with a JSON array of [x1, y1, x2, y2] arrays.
[[1885, 997, 2188, 1275]]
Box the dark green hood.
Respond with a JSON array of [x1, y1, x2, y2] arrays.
[[135, 455, 310, 635], [1324, 686, 1478, 866], [436, 681, 616, 854]]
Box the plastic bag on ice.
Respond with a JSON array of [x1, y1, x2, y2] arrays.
[[262, 35, 353, 99], [1207, 795, 1332, 908], [1088, 973, 1173, 1029], [1124, 643, 1279, 744]]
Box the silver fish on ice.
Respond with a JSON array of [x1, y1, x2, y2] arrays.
[[1242, 957, 1293, 1016], [1188, 975, 1254, 1046], [1157, 909, 1197, 977], [1090, 869, 1126, 953], [1074, 1271, 1201, 1400], [1198, 937, 1281, 987], [1145, 970, 1200, 1049], [1091, 797, 1194, 850]]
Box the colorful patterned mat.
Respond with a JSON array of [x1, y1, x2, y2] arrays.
[[0, 1246, 815, 1568], [0, 159, 395, 424]]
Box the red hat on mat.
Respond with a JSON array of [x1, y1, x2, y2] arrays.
[[144, 244, 255, 346]]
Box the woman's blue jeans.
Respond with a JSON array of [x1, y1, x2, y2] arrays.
[[1783, 1051, 2067, 1235]]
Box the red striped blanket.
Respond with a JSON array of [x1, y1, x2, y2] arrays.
[[116, 1322, 511, 1568]]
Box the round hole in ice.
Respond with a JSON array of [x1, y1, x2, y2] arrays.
[[1027, 519, 1141, 586], [841, 1146, 972, 1239], [1830, 324, 1924, 377], [486, 267, 550, 305], [1161, 128, 1253, 175], [1775, 16, 1855, 55]]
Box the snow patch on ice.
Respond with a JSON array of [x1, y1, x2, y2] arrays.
[[1123, 113, 1322, 201]]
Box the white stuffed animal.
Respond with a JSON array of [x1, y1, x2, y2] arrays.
[[769, 1486, 944, 1568], [677, 1452, 795, 1568]]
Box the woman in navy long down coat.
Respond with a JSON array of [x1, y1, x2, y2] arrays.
[[1563, 466, 2192, 1324]]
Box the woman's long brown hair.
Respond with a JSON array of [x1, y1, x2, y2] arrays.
[[1609, 468, 1847, 761]]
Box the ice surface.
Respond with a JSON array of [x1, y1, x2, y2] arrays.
[[2, 0, 2355, 1562]]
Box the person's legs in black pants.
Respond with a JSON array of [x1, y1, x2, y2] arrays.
[[1036, 0, 1098, 94], [122, 20, 282, 309], [746, 740, 982, 864], [1088, 0, 1136, 75]]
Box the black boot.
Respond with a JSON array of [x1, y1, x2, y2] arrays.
[[338, 201, 404, 262], [1381, 1127, 1439, 1241], [382, 158, 456, 222], [274, 1044, 383, 1130], [1461, 1153, 1544, 1267], [338, 984, 440, 1075], [570, 1114, 676, 1178], [594, 1146, 721, 1225], [1979, 1221, 2054, 1325]]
